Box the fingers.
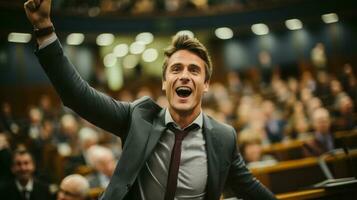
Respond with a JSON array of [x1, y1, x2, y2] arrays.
[[24, 0, 38, 12]]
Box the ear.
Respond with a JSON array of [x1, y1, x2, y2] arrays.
[[203, 81, 209, 93], [162, 79, 166, 91]]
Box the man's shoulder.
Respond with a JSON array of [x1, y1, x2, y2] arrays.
[[204, 113, 235, 133], [203, 114, 236, 143], [131, 96, 162, 110], [130, 96, 163, 119], [33, 178, 50, 189], [0, 179, 17, 197]]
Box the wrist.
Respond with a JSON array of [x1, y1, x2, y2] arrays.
[[33, 18, 53, 29], [34, 25, 55, 38]]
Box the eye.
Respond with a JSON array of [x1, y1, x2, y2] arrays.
[[189, 65, 201, 75], [170, 65, 181, 73]]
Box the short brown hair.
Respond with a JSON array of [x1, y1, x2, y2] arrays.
[[162, 34, 212, 82], [12, 149, 34, 165]]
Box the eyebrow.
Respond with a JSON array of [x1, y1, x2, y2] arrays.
[[188, 64, 201, 70], [169, 63, 201, 69]]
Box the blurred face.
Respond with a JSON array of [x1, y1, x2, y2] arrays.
[[313, 115, 330, 133], [340, 96, 353, 114], [96, 155, 116, 177], [162, 50, 209, 117], [29, 108, 42, 124], [11, 153, 35, 184], [244, 143, 262, 163], [57, 179, 85, 200], [331, 80, 342, 94]]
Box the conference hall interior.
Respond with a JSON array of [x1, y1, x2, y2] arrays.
[[1, 0, 357, 199]]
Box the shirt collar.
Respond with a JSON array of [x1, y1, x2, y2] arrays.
[[15, 178, 33, 192], [165, 108, 203, 130]]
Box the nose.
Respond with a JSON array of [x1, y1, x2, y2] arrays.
[[179, 68, 190, 82]]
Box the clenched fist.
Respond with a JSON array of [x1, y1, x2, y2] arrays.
[[24, 0, 52, 29]]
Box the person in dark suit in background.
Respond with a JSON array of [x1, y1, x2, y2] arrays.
[[0, 149, 53, 200], [86, 145, 117, 189], [0, 133, 12, 183], [24, 0, 276, 199], [303, 108, 334, 157]]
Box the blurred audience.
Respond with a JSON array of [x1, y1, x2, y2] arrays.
[[0, 57, 356, 197], [57, 174, 89, 200], [0, 149, 53, 200], [0, 102, 21, 135], [0, 133, 12, 182], [238, 130, 277, 168], [303, 108, 334, 157], [86, 145, 117, 189]]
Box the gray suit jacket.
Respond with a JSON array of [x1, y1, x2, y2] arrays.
[[36, 40, 276, 200]]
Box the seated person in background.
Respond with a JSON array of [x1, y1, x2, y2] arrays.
[[333, 95, 355, 131], [66, 127, 100, 175], [238, 130, 276, 168], [57, 174, 89, 200], [0, 149, 53, 200], [86, 145, 117, 189], [303, 108, 334, 157], [262, 100, 286, 143], [0, 133, 12, 183]]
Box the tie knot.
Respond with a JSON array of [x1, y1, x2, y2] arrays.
[[167, 123, 199, 141]]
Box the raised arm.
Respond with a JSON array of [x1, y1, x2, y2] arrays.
[[24, 0, 131, 135]]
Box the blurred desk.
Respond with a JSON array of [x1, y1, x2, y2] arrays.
[[250, 150, 357, 193], [88, 187, 104, 200], [277, 188, 326, 200], [335, 129, 357, 149], [262, 139, 310, 161], [276, 180, 357, 200]]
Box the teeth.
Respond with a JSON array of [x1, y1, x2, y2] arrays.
[[176, 87, 191, 92], [176, 86, 192, 97]]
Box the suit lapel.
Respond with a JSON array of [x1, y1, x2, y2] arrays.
[[203, 114, 221, 200], [143, 109, 167, 160], [10, 181, 23, 200]]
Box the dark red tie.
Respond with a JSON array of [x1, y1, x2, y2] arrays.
[[164, 123, 199, 200]]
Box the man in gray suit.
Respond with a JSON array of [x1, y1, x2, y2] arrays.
[[24, 0, 276, 199]]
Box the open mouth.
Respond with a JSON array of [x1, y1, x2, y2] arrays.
[[176, 86, 192, 98]]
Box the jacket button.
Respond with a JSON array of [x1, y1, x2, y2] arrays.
[[126, 184, 131, 190]]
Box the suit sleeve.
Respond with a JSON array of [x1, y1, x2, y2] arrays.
[[35, 40, 130, 136], [228, 129, 277, 200]]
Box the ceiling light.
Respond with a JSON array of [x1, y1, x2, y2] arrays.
[[96, 33, 115, 46], [215, 27, 234, 40], [129, 41, 145, 54], [66, 33, 85, 45], [251, 23, 269, 35], [285, 19, 303, 30], [136, 32, 154, 45], [142, 48, 158, 62], [123, 55, 139, 69], [113, 44, 129, 58], [8, 32, 31, 43], [322, 13, 339, 24], [103, 53, 117, 68]]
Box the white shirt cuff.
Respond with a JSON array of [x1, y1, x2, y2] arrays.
[[38, 34, 58, 50]]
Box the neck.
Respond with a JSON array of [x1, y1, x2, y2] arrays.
[[168, 107, 201, 129]]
